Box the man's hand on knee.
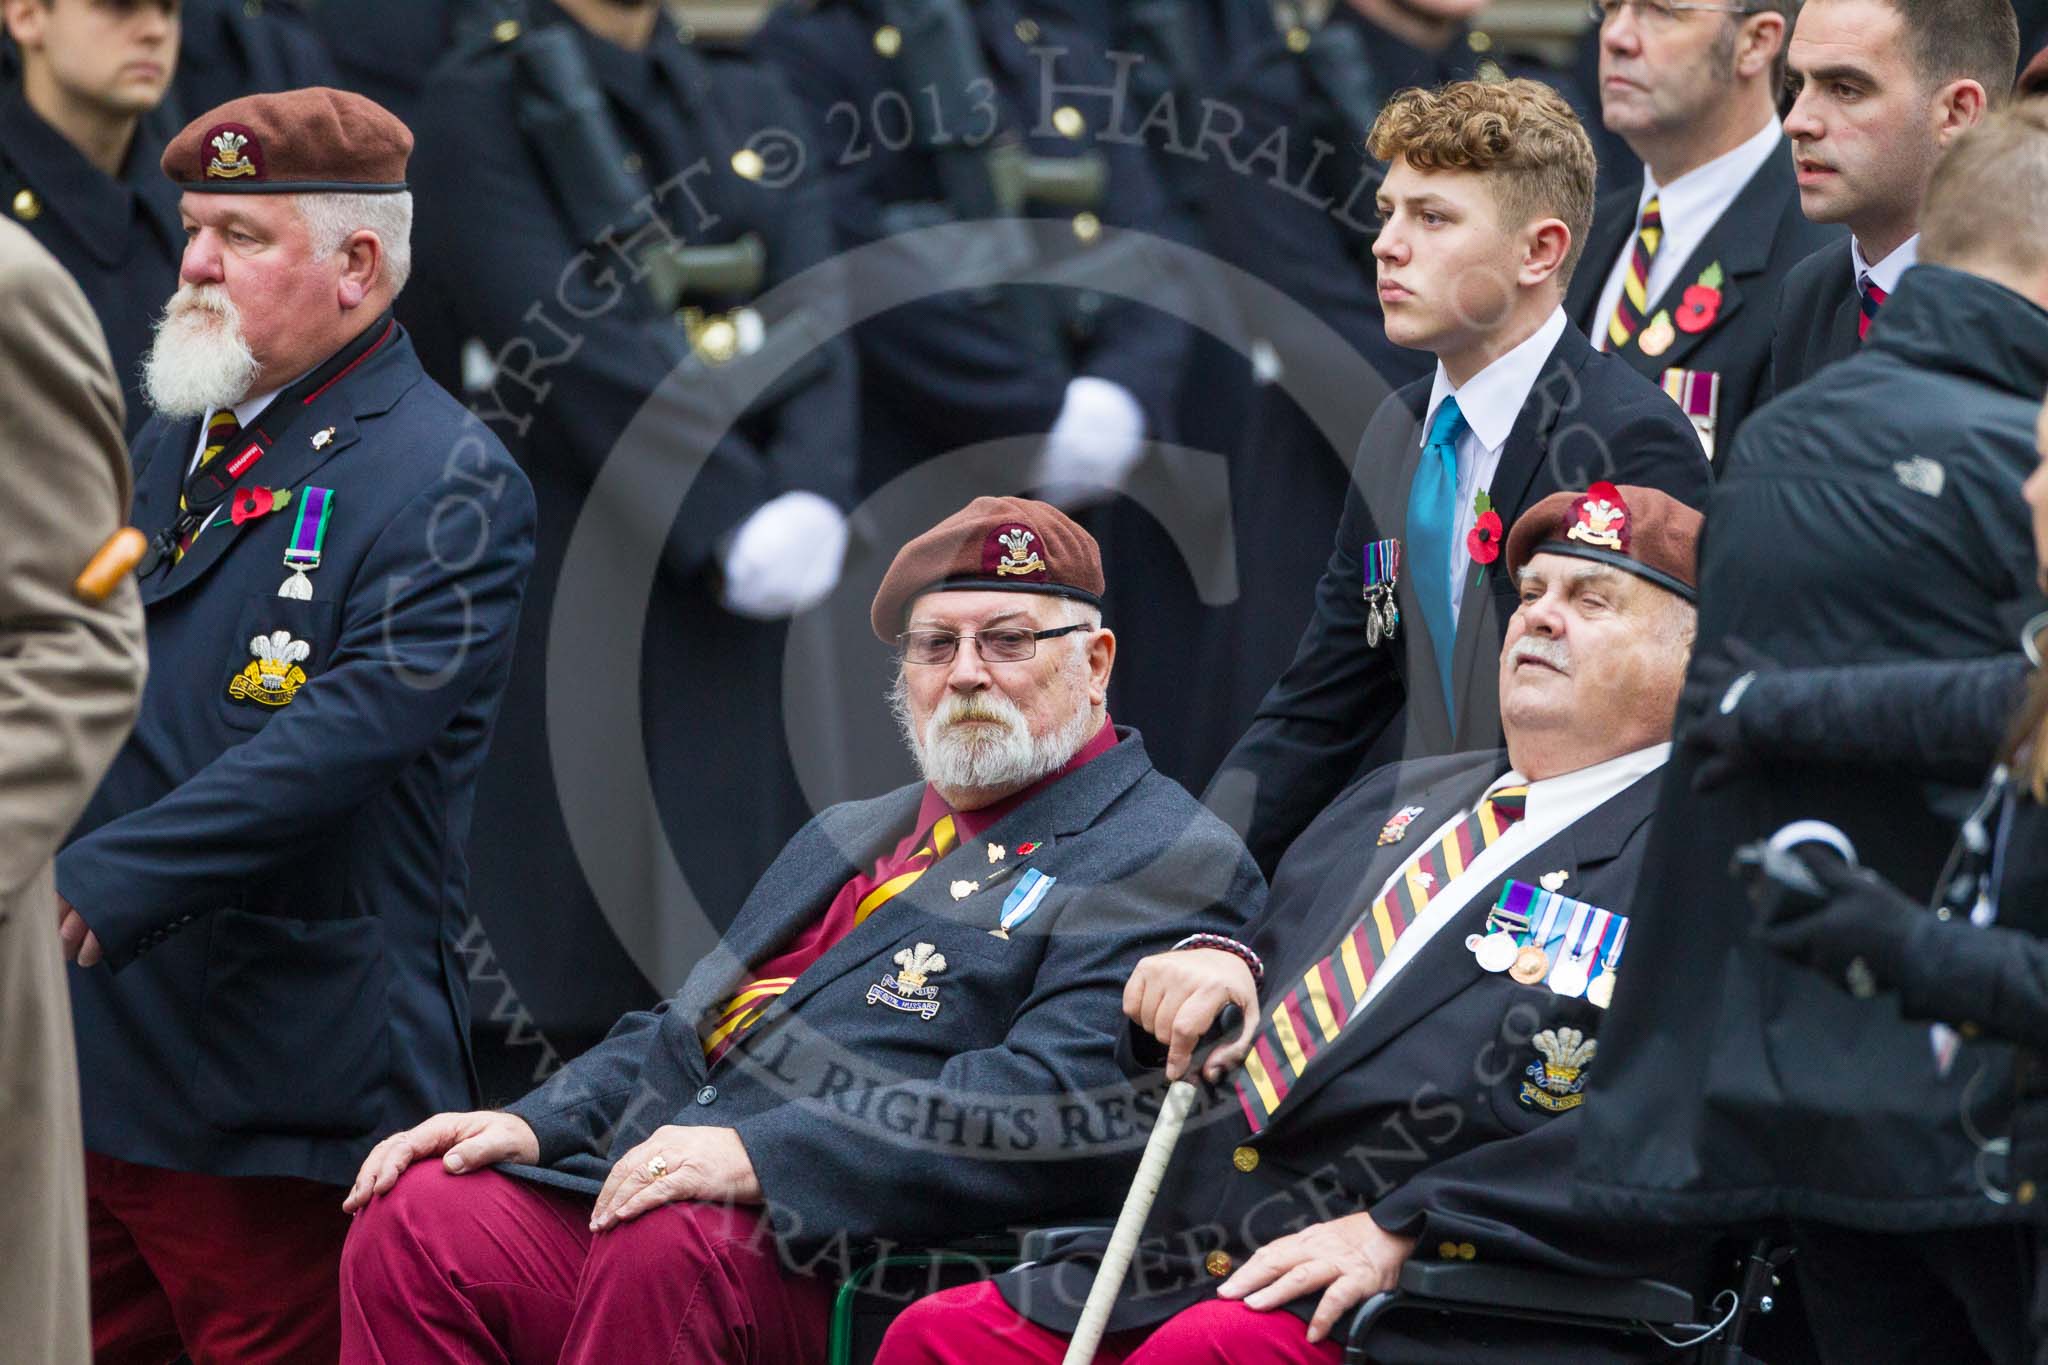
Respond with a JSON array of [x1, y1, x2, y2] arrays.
[[342, 1111, 540, 1214], [590, 1126, 761, 1232], [1215, 1212, 1416, 1343]]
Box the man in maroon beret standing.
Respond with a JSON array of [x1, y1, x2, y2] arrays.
[[51, 87, 535, 1362], [338, 496, 1262, 1365], [879, 485, 1705, 1365]]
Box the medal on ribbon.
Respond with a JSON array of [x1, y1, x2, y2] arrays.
[[992, 868, 1056, 940], [279, 487, 332, 599], [1362, 539, 1402, 646]]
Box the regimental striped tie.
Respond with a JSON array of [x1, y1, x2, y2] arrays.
[[1858, 276, 1888, 342], [175, 409, 242, 561], [1234, 787, 1530, 1133], [1606, 196, 1663, 350], [701, 815, 958, 1063]]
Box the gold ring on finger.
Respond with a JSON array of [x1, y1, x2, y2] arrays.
[[646, 1154, 668, 1181]]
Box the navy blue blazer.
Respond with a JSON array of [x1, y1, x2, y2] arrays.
[[501, 730, 1265, 1254], [998, 748, 1696, 1363], [1210, 321, 1709, 875], [58, 324, 536, 1188]]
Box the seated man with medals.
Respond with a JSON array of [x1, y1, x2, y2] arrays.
[[877, 483, 1705, 1365], [338, 497, 1265, 1365]]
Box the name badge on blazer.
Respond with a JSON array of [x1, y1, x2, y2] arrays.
[[1661, 369, 1721, 462]]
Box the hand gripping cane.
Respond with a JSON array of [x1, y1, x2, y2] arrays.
[[1060, 1080, 1199, 1364]]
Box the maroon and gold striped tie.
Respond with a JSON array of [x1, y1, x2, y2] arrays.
[[175, 409, 242, 561], [1235, 787, 1529, 1133], [1606, 196, 1663, 350]]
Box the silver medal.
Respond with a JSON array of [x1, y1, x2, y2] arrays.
[[1474, 931, 1520, 973]]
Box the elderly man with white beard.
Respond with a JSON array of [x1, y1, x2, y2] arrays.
[[49, 87, 534, 1363], [337, 496, 1264, 1365]]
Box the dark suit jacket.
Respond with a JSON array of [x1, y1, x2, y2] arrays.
[[57, 325, 537, 1187], [502, 731, 1265, 1255], [997, 749, 1693, 1362], [1765, 238, 1862, 400], [1211, 321, 1709, 875], [1566, 137, 1844, 460]]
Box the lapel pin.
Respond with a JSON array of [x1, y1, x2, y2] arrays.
[[311, 426, 337, 450], [1378, 806, 1425, 846], [1540, 870, 1568, 892], [950, 879, 979, 901], [987, 843, 1006, 864]]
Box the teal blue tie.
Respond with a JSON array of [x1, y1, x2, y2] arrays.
[[1405, 397, 1466, 720]]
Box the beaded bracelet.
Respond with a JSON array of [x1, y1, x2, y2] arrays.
[[1171, 932, 1265, 984]]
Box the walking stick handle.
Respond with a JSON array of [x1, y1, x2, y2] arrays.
[[1061, 1080, 1199, 1364]]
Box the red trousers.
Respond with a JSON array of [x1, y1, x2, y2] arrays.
[[87, 1149, 353, 1365], [338, 1163, 832, 1364], [875, 1279, 1345, 1364]]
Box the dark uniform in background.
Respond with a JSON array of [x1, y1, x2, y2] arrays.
[[752, 0, 1228, 789], [0, 88, 180, 438], [406, 1, 862, 1083], [166, 0, 336, 123]]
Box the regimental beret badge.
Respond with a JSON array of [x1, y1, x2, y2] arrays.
[[204, 124, 264, 181], [1565, 481, 1630, 553], [985, 524, 1049, 580]]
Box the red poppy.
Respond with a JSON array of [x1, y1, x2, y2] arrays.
[[1466, 509, 1504, 565], [1676, 285, 1721, 334], [230, 486, 275, 525]]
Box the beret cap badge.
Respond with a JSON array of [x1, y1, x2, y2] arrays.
[[1565, 481, 1630, 553], [205, 125, 263, 181]]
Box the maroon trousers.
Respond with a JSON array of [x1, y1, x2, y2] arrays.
[[875, 1279, 1345, 1364], [339, 1164, 833, 1364], [87, 1150, 353, 1365]]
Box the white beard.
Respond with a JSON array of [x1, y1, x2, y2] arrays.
[[142, 284, 261, 418], [897, 680, 1098, 795]]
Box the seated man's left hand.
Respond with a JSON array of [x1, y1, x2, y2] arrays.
[[1215, 1211, 1417, 1343], [589, 1125, 762, 1232]]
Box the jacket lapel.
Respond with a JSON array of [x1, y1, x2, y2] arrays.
[[1565, 188, 1639, 330], [1611, 139, 1798, 378], [139, 324, 419, 606], [1264, 764, 1661, 1128], [733, 733, 1154, 1040]]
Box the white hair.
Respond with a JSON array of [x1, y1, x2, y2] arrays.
[[295, 191, 413, 294]]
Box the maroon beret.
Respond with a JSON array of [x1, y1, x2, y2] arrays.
[[1504, 482, 1702, 602], [871, 497, 1105, 642], [162, 87, 410, 194]]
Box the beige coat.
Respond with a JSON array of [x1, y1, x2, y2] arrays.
[[0, 220, 147, 1363]]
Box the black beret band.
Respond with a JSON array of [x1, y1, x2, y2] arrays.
[[1528, 540, 1698, 603]]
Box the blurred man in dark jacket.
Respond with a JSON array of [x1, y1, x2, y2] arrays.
[[1579, 100, 2048, 1365]]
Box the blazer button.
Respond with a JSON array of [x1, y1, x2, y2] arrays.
[[2020, 1181, 2038, 1205], [1459, 1242, 1478, 1260], [695, 1085, 718, 1106], [1203, 1250, 1232, 1278], [1231, 1145, 1259, 1173], [1439, 1241, 1460, 1260]]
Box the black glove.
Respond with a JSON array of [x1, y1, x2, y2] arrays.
[[1678, 637, 1780, 793], [1748, 846, 1922, 998]]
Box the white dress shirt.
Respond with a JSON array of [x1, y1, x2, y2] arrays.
[[1851, 232, 1918, 298], [1591, 119, 1784, 351], [1421, 305, 1569, 622], [1359, 742, 1673, 1009]]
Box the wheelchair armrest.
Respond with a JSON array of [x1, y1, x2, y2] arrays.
[[1392, 1260, 1698, 1325], [1017, 1223, 1115, 1264]]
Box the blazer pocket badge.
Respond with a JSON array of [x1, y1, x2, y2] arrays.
[[867, 942, 947, 1020], [1519, 1027, 1597, 1112], [1660, 368, 1721, 462], [228, 629, 311, 707], [1362, 539, 1401, 646]]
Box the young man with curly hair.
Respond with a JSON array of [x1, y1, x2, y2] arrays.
[[1212, 78, 1708, 878]]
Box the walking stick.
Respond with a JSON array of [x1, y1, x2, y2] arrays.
[[1060, 1079, 1199, 1364]]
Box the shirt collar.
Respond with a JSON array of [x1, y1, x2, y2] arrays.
[[1486, 741, 1672, 825], [1425, 306, 1570, 453], [1639, 118, 1783, 226], [913, 716, 1119, 845], [1851, 232, 1919, 294]]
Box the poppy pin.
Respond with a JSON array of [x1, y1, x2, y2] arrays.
[[1675, 263, 1725, 335]]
